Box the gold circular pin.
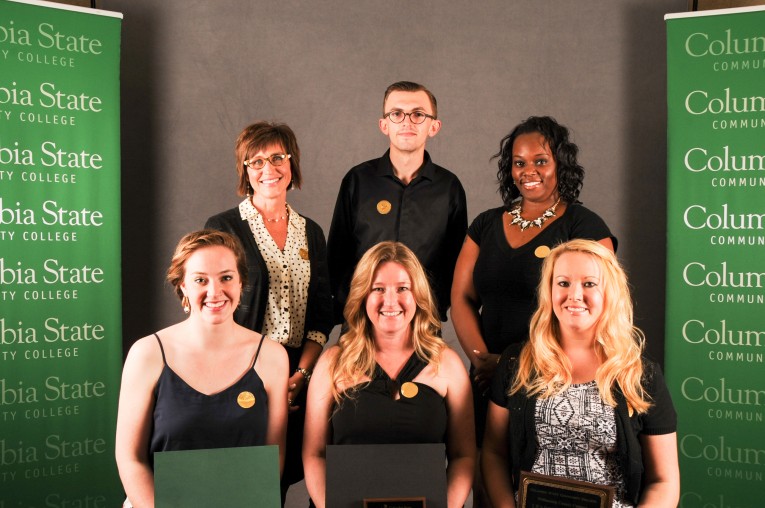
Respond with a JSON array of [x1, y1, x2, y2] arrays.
[[534, 245, 551, 259], [237, 391, 255, 408], [299, 248, 309, 260], [377, 200, 392, 215], [400, 382, 419, 399]]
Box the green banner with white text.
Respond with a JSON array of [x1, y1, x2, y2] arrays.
[[0, 0, 122, 504], [665, 7, 765, 508]]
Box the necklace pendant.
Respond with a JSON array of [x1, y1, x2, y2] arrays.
[[507, 198, 561, 232]]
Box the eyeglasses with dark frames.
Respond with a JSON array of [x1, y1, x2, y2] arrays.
[[383, 110, 436, 124]]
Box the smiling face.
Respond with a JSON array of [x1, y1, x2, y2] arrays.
[[180, 245, 241, 324], [511, 132, 559, 206], [379, 90, 441, 156], [365, 261, 417, 339], [552, 252, 604, 339], [246, 143, 292, 202]]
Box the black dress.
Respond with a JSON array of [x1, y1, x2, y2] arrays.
[[149, 334, 268, 463], [331, 354, 448, 445], [468, 203, 616, 443]]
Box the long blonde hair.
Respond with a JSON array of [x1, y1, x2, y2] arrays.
[[511, 239, 651, 414], [329, 242, 445, 404]]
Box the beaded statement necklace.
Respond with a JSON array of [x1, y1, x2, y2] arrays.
[[507, 198, 561, 231]]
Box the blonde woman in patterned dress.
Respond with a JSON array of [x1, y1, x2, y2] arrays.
[[482, 239, 679, 507], [205, 122, 332, 504]]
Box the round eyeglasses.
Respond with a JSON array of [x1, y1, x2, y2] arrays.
[[243, 153, 291, 170], [383, 110, 436, 124]]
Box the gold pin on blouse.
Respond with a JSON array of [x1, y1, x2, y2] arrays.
[[237, 391, 255, 408], [400, 382, 419, 399], [377, 200, 392, 215], [534, 245, 551, 259], [299, 248, 309, 260]]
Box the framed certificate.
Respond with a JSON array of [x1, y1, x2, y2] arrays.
[[326, 443, 447, 508], [154, 445, 280, 508], [518, 471, 615, 508]]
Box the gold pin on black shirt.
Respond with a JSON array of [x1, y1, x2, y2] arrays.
[[534, 245, 551, 259], [237, 391, 255, 408], [400, 382, 419, 399], [377, 200, 392, 215]]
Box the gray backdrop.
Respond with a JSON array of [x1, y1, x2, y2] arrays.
[[112, 0, 685, 357], [110, 0, 686, 502]]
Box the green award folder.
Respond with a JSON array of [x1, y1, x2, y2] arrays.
[[154, 445, 280, 507]]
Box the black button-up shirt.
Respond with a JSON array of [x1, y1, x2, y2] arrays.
[[327, 150, 467, 323]]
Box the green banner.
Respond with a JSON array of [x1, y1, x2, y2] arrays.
[[666, 7, 765, 508], [0, 0, 122, 504]]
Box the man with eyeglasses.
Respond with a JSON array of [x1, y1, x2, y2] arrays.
[[327, 81, 467, 325]]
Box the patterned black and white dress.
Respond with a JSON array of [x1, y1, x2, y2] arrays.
[[531, 381, 632, 508]]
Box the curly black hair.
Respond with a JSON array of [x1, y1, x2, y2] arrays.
[[493, 116, 584, 207]]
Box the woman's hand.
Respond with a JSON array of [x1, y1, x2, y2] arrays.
[[472, 350, 501, 391], [287, 372, 306, 412], [289, 339, 323, 412]]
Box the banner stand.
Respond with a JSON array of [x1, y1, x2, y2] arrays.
[[665, 7, 765, 508], [1, 0, 123, 504]]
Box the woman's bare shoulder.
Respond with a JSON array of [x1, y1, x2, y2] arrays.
[[319, 345, 341, 363], [125, 322, 186, 365], [126, 333, 162, 362], [439, 347, 469, 372]]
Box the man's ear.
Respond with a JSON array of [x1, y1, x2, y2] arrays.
[[428, 119, 442, 138]]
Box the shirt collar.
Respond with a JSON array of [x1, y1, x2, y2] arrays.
[[239, 198, 295, 224], [375, 149, 435, 182]]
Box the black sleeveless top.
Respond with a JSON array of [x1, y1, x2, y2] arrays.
[[149, 333, 269, 465], [331, 354, 448, 445]]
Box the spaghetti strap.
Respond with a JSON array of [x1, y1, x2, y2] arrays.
[[153, 333, 168, 366], [249, 334, 267, 369]]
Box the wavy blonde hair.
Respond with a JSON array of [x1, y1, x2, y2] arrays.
[[329, 242, 445, 404], [511, 239, 651, 414]]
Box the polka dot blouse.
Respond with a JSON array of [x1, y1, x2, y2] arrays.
[[239, 199, 327, 348]]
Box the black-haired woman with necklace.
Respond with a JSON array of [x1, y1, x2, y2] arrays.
[[451, 116, 617, 448]]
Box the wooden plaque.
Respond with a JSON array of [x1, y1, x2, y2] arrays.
[[518, 471, 615, 508]]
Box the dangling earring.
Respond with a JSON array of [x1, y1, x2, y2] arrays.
[[182, 295, 190, 314]]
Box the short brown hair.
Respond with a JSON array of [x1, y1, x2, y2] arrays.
[[382, 81, 438, 119], [166, 229, 248, 300], [234, 121, 302, 196]]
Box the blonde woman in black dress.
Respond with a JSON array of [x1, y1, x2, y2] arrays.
[[304, 242, 475, 508]]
